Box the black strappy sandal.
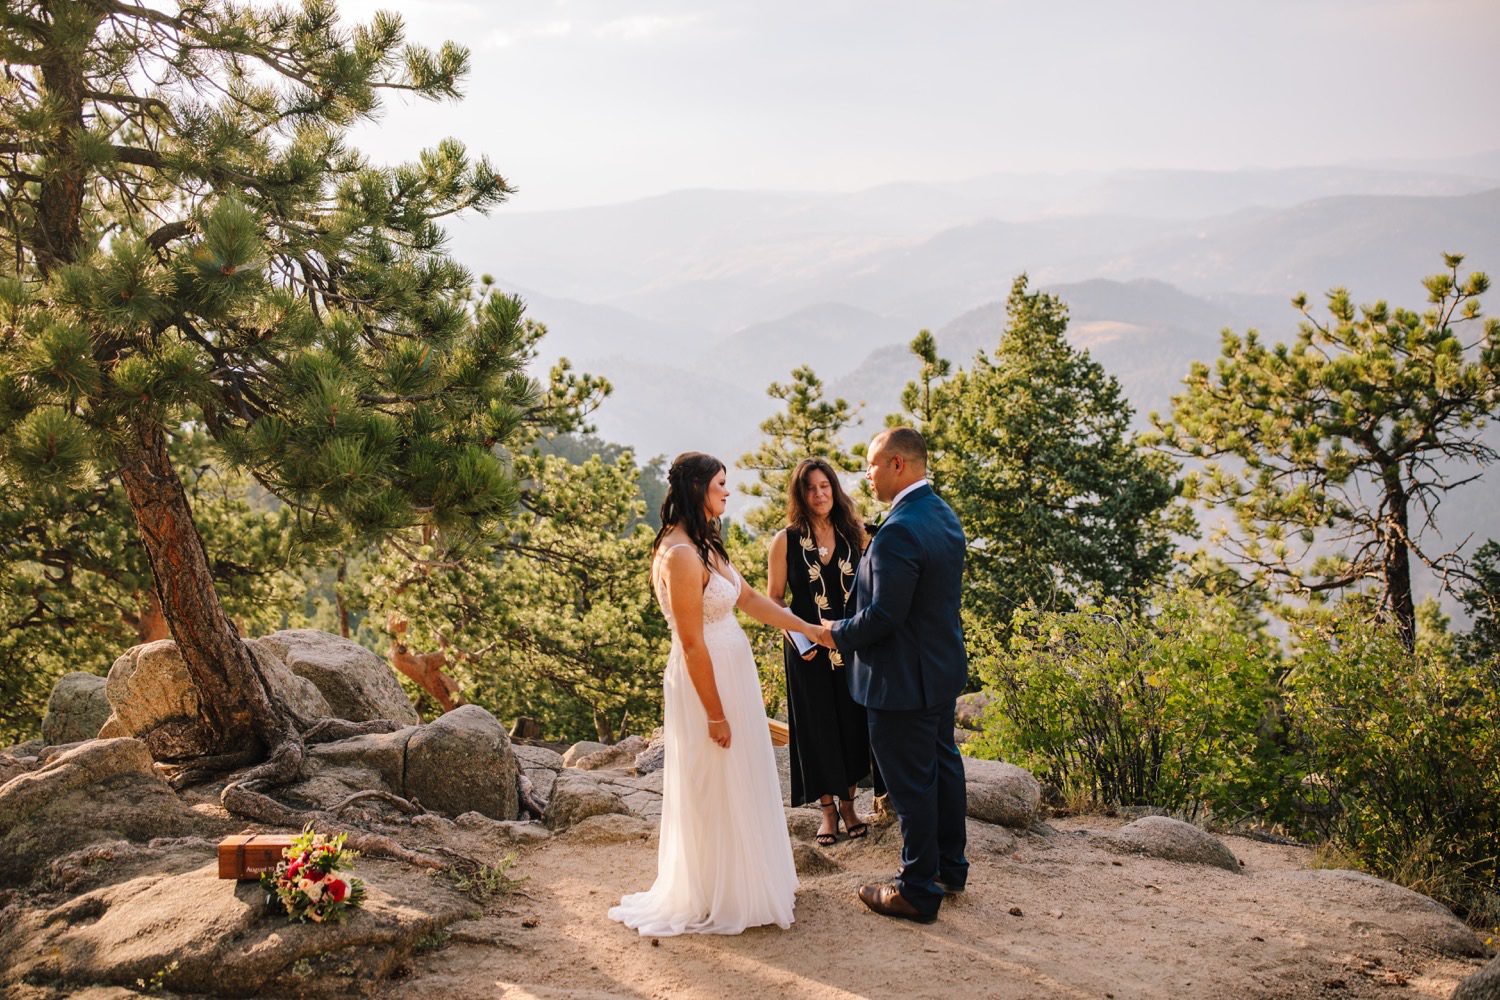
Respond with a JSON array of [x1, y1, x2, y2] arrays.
[[840, 797, 869, 839], [816, 799, 840, 846]]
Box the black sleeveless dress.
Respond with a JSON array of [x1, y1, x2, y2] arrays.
[[782, 526, 878, 806]]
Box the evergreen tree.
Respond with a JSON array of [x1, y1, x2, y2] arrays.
[[0, 2, 595, 783], [737, 365, 863, 535], [1457, 540, 1500, 670], [1152, 256, 1500, 648], [358, 451, 667, 743], [911, 275, 1182, 622], [0, 429, 312, 743]]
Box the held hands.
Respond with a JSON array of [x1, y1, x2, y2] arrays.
[[812, 621, 837, 649], [707, 715, 732, 749]]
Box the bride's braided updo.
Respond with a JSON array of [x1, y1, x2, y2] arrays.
[[653, 452, 730, 569]]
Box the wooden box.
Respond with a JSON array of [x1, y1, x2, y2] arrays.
[[217, 834, 297, 880], [768, 718, 789, 747]]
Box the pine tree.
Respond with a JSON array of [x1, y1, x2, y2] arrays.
[[0, 2, 588, 789], [0, 429, 313, 743], [737, 365, 863, 535], [358, 450, 668, 743], [911, 275, 1183, 622], [1152, 256, 1500, 648]]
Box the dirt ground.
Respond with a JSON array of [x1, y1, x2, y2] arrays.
[[383, 814, 1490, 1000]]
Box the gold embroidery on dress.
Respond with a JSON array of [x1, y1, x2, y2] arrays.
[[798, 529, 854, 668]]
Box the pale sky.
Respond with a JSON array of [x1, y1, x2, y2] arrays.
[[340, 0, 1500, 211]]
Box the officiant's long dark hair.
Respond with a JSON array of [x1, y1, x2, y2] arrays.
[[653, 452, 731, 569], [786, 457, 865, 550]]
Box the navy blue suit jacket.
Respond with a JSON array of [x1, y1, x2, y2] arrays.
[[831, 484, 967, 712]]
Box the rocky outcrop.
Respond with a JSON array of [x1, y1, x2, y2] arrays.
[[545, 771, 631, 830], [0, 738, 203, 885], [0, 738, 46, 786], [250, 629, 419, 726], [98, 639, 329, 760], [41, 672, 111, 744], [514, 744, 565, 808], [962, 756, 1041, 828], [1281, 869, 1487, 958], [633, 735, 666, 776], [558, 813, 655, 845], [0, 845, 472, 997], [96, 631, 419, 764], [561, 741, 608, 767], [1453, 955, 1500, 999], [573, 734, 649, 771], [1100, 816, 1241, 872], [284, 708, 519, 821], [406, 705, 518, 820]]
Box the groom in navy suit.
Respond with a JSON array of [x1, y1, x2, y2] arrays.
[[812, 426, 968, 923]]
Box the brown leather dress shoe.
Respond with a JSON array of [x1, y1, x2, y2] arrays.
[[858, 882, 936, 923]]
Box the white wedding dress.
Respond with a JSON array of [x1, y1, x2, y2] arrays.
[[608, 549, 798, 935]]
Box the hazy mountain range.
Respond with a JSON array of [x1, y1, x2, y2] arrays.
[[443, 156, 1500, 615]]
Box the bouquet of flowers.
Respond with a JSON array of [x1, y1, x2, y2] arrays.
[[260, 827, 367, 924]]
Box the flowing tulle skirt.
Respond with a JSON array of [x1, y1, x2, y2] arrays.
[[608, 617, 798, 936]]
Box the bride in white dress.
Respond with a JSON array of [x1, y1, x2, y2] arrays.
[[609, 452, 822, 936]]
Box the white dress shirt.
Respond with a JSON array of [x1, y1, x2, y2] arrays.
[[889, 477, 929, 512]]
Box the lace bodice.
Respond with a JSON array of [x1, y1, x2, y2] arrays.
[[653, 545, 742, 632]]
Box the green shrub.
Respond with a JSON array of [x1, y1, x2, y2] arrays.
[[1283, 614, 1500, 922], [969, 592, 1290, 823]]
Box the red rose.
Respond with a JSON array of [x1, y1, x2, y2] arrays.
[[285, 860, 303, 880], [305, 866, 325, 883], [326, 878, 347, 902]]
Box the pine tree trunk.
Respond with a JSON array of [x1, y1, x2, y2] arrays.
[[1383, 471, 1417, 651], [114, 411, 296, 758]]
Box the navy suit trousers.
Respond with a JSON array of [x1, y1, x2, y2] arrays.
[[867, 700, 969, 917]]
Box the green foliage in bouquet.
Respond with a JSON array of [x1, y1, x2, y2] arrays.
[[261, 829, 368, 925]]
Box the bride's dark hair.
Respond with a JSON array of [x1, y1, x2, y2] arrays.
[[653, 452, 731, 568]]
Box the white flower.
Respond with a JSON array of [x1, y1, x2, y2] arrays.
[[299, 878, 324, 902], [807, 565, 821, 581], [798, 535, 815, 550], [817, 546, 829, 558]]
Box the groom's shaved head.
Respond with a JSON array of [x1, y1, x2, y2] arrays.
[[874, 427, 927, 468]]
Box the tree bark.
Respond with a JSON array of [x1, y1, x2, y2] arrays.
[[1382, 468, 1417, 651], [335, 555, 351, 638], [114, 410, 296, 757], [31, 4, 100, 276]]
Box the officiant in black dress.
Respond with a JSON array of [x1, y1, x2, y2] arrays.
[[767, 457, 882, 846]]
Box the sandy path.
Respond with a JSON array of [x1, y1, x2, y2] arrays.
[[382, 815, 1486, 1000]]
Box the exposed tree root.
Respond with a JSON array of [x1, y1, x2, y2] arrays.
[[330, 789, 426, 816], [220, 782, 447, 869], [518, 773, 547, 820], [303, 718, 407, 744], [159, 749, 260, 790]]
